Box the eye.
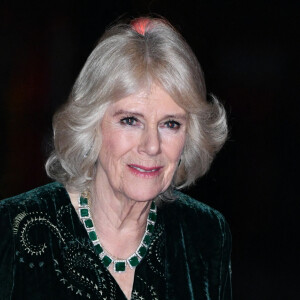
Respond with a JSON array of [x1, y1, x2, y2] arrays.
[[164, 120, 181, 129], [120, 116, 138, 126]]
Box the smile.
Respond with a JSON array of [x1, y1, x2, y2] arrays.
[[128, 164, 162, 177]]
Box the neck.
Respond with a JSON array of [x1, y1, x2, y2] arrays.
[[68, 176, 155, 260], [69, 184, 157, 274], [92, 185, 151, 231], [89, 181, 153, 260]]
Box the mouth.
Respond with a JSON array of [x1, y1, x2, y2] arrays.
[[128, 164, 163, 177]]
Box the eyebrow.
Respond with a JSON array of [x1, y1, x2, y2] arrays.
[[113, 109, 187, 121], [113, 110, 144, 118]]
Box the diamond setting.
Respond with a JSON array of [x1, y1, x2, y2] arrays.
[[78, 195, 157, 273], [114, 261, 126, 272]]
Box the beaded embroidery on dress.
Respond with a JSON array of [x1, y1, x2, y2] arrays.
[[7, 182, 166, 299]]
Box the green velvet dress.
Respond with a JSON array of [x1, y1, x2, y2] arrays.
[[0, 182, 232, 299]]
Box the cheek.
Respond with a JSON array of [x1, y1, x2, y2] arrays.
[[100, 128, 137, 165], [163, 133, 186, 161]]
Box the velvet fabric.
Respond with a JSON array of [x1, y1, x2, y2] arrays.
[[0, 182, 231, 299]]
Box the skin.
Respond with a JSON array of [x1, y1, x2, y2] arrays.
[[70, 84, 187, 299]]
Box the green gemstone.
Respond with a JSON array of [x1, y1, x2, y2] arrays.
[[88, 231, 97, 241], [150, 202, 156, 210], [80, 208, 89, 217], [102, 255, 112, 268], [94, 244, 103, 255], [138, 246, 147, 257], [80, 197, 88, 206], [115, 261, 126, 272], [143, 234, 151, 246], [148, 212, 157, 222], [147, 223, 154, 233], [128, 256, 139, 267], [84, 219, 93, 228]]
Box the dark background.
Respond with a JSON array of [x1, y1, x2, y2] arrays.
[[0, 0, 298, 299]]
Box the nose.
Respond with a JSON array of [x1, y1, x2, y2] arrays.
[[138, 126, 161, 156]]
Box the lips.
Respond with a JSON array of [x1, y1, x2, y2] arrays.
[[128, 164, 162, 177]]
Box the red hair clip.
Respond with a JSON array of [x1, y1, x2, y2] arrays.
[[130, 17, 152, 35]]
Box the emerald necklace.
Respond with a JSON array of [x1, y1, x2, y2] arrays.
[[78, 193, 157, 273]]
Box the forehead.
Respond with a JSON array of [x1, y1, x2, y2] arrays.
[[106, 85, 187, 116]]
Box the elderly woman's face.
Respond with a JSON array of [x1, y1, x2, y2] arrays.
[[96, 84, 187, 202]]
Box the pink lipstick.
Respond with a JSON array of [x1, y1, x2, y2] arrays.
[[128, 164, 162, 178]]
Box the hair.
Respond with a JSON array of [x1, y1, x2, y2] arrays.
[[46, 17, 228, 196]]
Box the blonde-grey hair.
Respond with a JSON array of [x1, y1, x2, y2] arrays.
[[45, 17, 228, 195]]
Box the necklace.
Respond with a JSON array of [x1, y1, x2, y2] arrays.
[[78, 193, 157, 273]]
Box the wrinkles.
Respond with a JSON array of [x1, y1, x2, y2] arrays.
[[0, 183, 232, 300], [163, 191, 232, 300], [179, 224, 195, 300]]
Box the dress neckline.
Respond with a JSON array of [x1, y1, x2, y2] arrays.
[[57, 182, 164, 300]]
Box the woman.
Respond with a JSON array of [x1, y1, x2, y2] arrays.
[[0, 17, 231, 299]]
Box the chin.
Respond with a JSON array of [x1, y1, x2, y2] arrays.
[[125, 187, 163, 202]]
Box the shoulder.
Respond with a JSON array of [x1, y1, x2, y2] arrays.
[[172, 190, 229, 228], [0, 182, 71, 298], [166, 192, 232, 298], [0, 182, 68, 217], [161, 191, 231, 248], [0, 182, 70, 254]]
